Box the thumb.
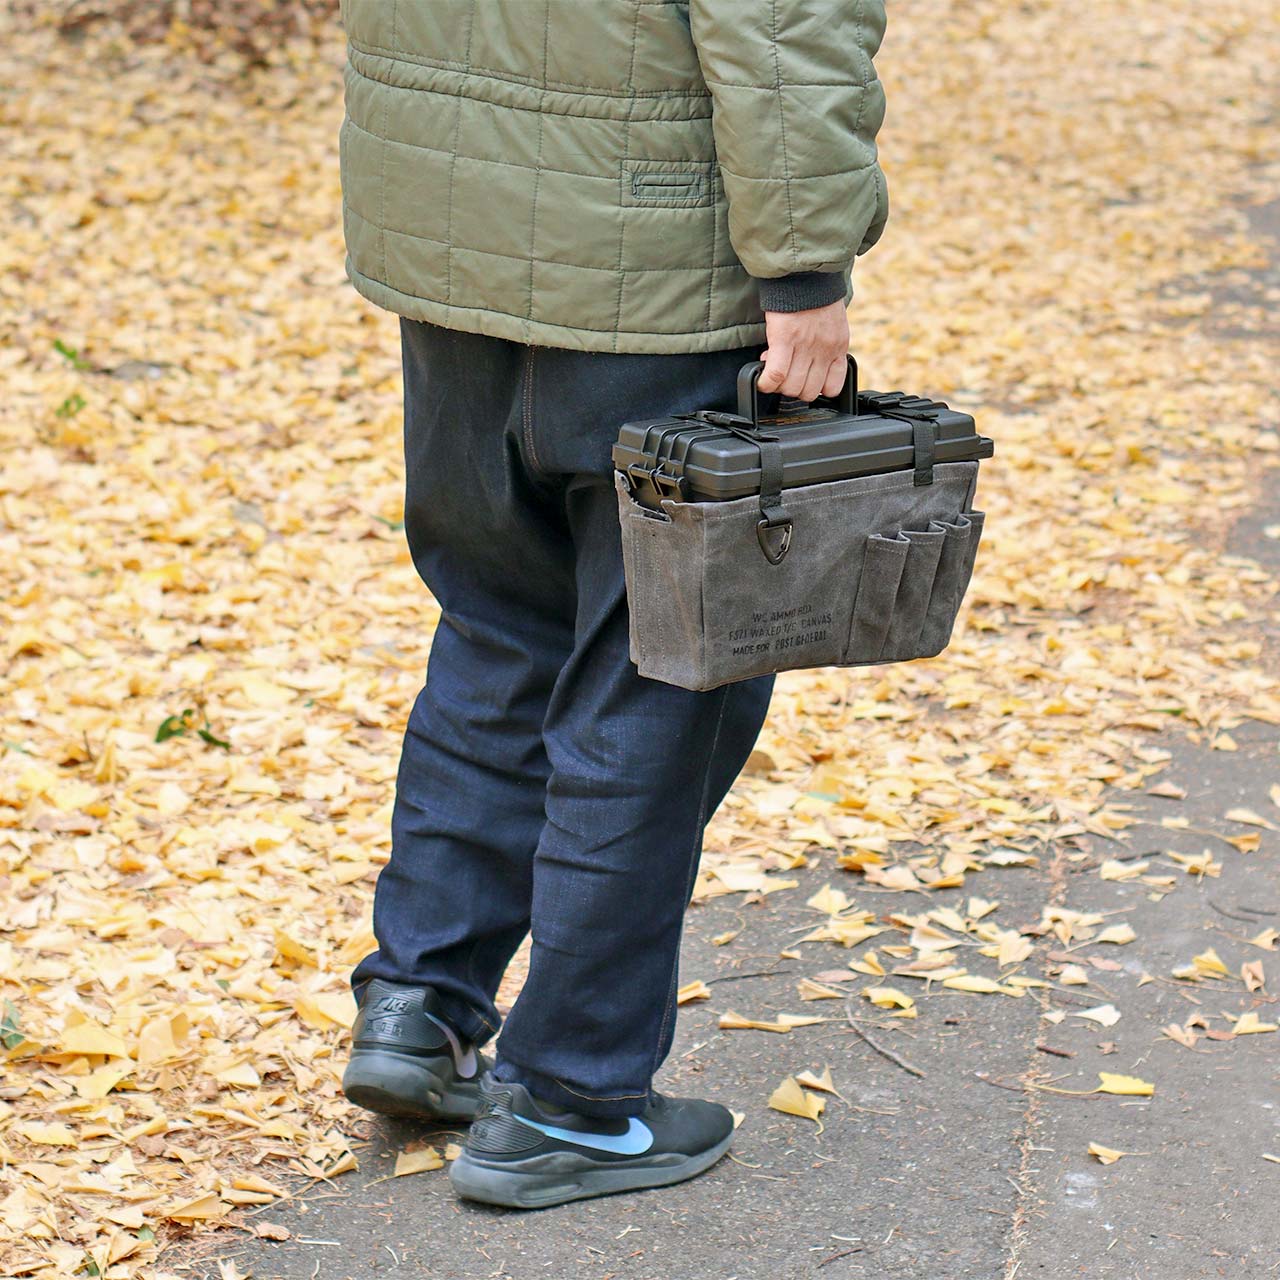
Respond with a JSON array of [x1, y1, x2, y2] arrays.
[[758, 345, 791, 394]]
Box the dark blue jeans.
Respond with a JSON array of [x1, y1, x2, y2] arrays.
[[351, 320, 774, 1118]]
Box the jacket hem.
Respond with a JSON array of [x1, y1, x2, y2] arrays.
[[347, 264, 769, 355]]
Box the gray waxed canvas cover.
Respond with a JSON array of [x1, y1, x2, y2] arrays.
[[617, 461, 984, 690]]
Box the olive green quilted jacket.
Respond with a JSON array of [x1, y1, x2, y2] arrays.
[[339, 1, 889, 354]]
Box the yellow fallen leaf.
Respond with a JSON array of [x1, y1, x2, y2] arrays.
[[1088, 1142, 1129, 1165], [1096, 924, 1137, 945], [1241, 960, 1265, 992], [154, 781, 192, 815], [711, 930, 739, 946], [863, 986, 915, 1011], [163, 1192, 228, 1222], [1097, 1072, 1154, 1096], [16, 1122, 77, 1145], [1232, 1012, 1278, 1035], [865, 863, 924, 892], [795, 1066, 838, 1095], [806, 884, 852, 915], [1074, 1004, 1121, 1028], [74, 1064, 131, 1099], [776, 1013, 828, 1028], [677, 980, 710, 1005], [1192, 948, 1229, 978], [1162, 1022, 1198, 1048], [1059, 964, 1090, 986], [62, 1018, 129, 1059], [768, 1076, 826, 1125], [849, 950, 885, 976], [1225, 807, 1276, 830], [719, 1010, 793, 1033], [996, 931, 1034, 967], [967, 897, 999, 920], [1099, 859, 1148, 881], [274, 928, 319, 968], [1250, 929, 1279, 951], [1167, 850, 1221, 878], [232, 1174, 287, 1198], [394, 1147, 443, 1176], [942, 974, 1019, 996], [216, 1061, 261, 1088], [293, 992, 355, 1030]]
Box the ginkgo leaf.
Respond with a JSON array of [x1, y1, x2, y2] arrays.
[[1232, 1012, 1278, 1035], [163, 1193, 229, 1222], [863, 986, 915, 1010], [1099, 859, 1148, 881], [1074, 1004, 1121, 1027], [1088, 1142, 1129, 1164], [795, 1066, 838, 1095], [776, 1013, 829, 1028], [849, 950, 886, 976], [1096, 924, 1137, 945], [1224, 807, 1276, 830], [1096, 1073, 1154, 1096], [1192, 948, 1229, 978], [719, 1010, 794, 1034], [394, 1147, 443, 1176], [942, 974, 1020, 996], [807, 884, 853, 915], [677, 980, 711, 1004], [768, 1076, 826, 1124], [798, 978, 849, 1001]]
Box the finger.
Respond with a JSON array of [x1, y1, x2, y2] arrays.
[[798, 360, 828, 404], [781, 354, 814, 400], [821, 356, 848, 399], [758, 346, 792, 394]]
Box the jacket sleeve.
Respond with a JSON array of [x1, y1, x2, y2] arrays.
[[688, 0, 889, 299]]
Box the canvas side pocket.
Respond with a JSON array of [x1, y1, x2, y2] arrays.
[[916, 509, 986, 657], [845, 533, 911, 663], [617, 476, 707, 689], [878, 525, 947, 660]]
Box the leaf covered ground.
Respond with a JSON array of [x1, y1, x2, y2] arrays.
[[1, 2, 1278, 1276]]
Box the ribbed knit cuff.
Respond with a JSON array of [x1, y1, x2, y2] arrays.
[[754, 270, 848, 313]]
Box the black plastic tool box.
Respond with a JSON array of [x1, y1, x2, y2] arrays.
[[613, 357, 993, 511]]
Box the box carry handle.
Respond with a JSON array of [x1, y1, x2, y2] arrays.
[[736, 353, 858, 425]]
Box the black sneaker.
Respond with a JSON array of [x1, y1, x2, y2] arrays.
[[449, 1076, 735, 1208], [342, 980, 491, 1122]]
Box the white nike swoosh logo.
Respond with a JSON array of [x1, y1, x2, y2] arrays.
[[511, 1114, 655, 1156], [424, 1011, 478, 1078]]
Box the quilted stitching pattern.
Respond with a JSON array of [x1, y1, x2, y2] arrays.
[[339, 0, 889, 354]]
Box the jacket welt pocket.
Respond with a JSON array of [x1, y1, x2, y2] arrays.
[[621, 160, 715, 208]]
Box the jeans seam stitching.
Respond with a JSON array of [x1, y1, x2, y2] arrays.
[[650, 685, 731, 1078]]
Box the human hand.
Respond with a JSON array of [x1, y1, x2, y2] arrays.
[[758, 299, 850, 401]]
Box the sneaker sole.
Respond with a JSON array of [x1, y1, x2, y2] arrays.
[[448, 1132, 734, 1208], [343, 1049, 482, 1122]]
